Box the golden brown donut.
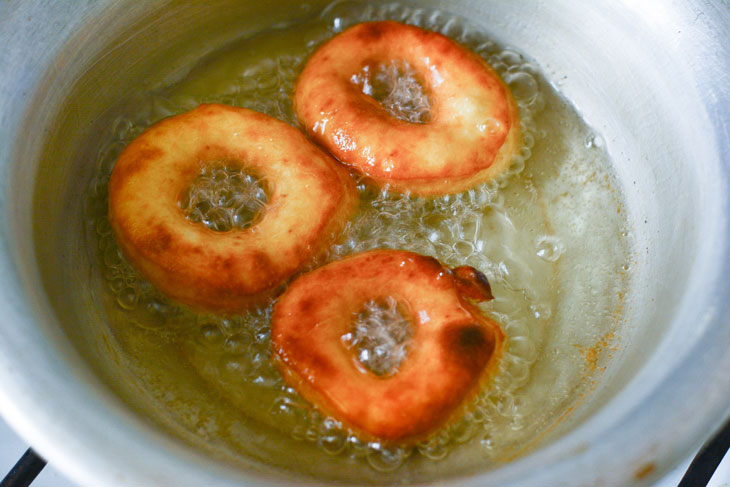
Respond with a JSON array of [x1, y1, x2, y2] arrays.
[[108, 104, 357, 312], [294, 21, 521, 195], [271, 249, 504, 444]]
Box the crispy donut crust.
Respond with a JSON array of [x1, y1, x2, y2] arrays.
[[294, 21, 521, 195], [271, 250, 504, 444], [108, 104, 357, 312]]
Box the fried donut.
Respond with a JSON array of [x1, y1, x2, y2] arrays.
[[108, 104, 357, 312], [294, 21, 521, 195], [271, 249, 504, 443]]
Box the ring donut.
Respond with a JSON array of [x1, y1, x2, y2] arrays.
[[271, 249, 504, 443], [294, 21, 521, 195], [108, 104, 357, 312]]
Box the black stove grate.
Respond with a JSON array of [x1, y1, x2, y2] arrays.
[[0, 449, 45, 487]]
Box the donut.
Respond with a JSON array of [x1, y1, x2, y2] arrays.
[[108, 104, 357, 312], [294, 21, 521, 195], [271, 249, 504, 443]]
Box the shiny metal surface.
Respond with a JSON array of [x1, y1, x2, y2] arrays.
[[0, 1, 728, 486]]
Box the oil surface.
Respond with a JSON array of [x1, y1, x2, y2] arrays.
[[84, 1, 631, 482]]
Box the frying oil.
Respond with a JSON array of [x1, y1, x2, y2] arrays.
[[85, 1, 631, 482]]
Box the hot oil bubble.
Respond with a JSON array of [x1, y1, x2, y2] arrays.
[[352, 60, 432, 124], [366, 443, 410, 472], [451, 414, 480, 444], [505, 71, 539, 105], [181, 166, 268, 232], [417, 430, 451, 460], [271, 397, 311, 435], [116, 286, 139, 310], [318, 418, 348, 455], [585, 133, 605, 149], [345, 297, 414, 376], [438, 17, 465, 39], [224, 332, 253, 352], [197, 324, 224, 348], [103, 244, 123, 268], [498, 50, 522, 66], [535, 235, 566, 262]]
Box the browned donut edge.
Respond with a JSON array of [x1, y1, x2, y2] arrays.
[[294, 20, 521, 196], [108, 104, 358, 313], [271, 249, 505, 444]]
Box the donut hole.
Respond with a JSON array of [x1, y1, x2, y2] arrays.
[[342, 296, 414, 376], [180, 165, 268, 232], [351, 60, 432, 124]]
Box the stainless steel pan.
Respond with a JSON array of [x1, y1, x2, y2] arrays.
[[0, 1, 728, 485]]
